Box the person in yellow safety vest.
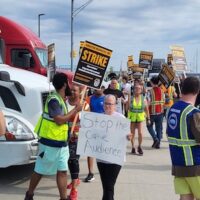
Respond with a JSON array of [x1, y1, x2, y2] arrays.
[[128, 84, 150, 155], [147, 76, 165, 149], [24, 73, 83, 200], [167, 76, 200, 200], [160, 83, 177, 118]]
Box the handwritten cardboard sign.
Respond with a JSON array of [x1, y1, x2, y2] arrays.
[[77, 111, 130, 166], [73, 41, 112, 89]]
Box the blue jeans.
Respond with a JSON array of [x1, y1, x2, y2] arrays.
[[147, 113, 163, 142]]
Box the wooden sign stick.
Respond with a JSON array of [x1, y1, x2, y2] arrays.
[[70, 86, 87, 136]]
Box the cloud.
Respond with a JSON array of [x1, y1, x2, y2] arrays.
[[1, 0, 200, 72]]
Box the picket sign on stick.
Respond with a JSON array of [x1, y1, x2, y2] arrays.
[[70, 85, 87, 136], [71, 41, 112, 134]]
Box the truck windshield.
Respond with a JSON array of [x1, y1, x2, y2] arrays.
[[35, 48, 48, 68]]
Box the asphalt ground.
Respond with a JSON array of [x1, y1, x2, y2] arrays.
[[0, 121, 177, 200]]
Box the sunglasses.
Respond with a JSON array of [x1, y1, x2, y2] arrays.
[[104, 102, 115, 106]]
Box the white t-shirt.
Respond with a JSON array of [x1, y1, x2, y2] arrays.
[[122, 83, 131, 101]]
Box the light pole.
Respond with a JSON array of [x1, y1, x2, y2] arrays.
[[38, 13, 45, 38], [71, 0, 74, 72], [70, 0, 93, 72]]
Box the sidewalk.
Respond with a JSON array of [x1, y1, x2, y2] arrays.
[[0, 123, 177, 200], [77, 126, 177, 200]]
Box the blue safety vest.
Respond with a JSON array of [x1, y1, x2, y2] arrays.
[[167, 100, 200, 166]]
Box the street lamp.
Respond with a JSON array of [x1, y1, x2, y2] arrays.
[[71, 0, 74, 72], [38, 13, 45, 38], [71, 0, 93, 72]]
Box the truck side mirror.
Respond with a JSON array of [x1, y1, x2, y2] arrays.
[[0, 71, 11, 81], [0, 71, 25, 96]]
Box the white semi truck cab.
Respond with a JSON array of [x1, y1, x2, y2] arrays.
[[0, 63, 54, 168]]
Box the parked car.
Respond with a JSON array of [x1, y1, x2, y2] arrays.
[[0, 108, 38, 168]]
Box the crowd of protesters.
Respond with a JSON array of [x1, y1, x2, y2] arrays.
[[23, 72, 200, 200]]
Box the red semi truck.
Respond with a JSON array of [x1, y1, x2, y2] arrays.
[[0, 16, 73, 84]]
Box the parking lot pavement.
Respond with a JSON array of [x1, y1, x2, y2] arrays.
[[0, 124, 177, 200], [77, 131, 177, 200]]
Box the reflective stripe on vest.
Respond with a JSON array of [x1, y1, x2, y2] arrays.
[[168, 137, 197, 146], [164, 86, 173, 99], [168, 87, 173, 100], [168, 105, 197, 166], [42, 112, 54, 122]]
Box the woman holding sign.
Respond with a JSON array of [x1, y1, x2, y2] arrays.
[[97, 94, 131, 200]]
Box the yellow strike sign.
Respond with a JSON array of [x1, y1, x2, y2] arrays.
[[170, 45, 185, 58], [140, 51, 153, 59], [127, 55, 134, 67], [140, 54, 152, 60], [172, 50, 184, 57], [81, 41, 112, 68], [74, 41, 112, 89], [162, 64, 175, 82], [81, 50, 108, 68]]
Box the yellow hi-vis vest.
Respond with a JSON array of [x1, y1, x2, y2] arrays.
[[34, 93, 68, 142], [128, 95, 145, 122], [161, 85, 175, 107]]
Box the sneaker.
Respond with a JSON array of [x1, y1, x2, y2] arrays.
[[152, 139, 159, 148], [67, 178, 80, 189], [24, 191, 34, 200], [155, 142, 160, 149], [84, 173, 95, 182], [69, 188, 78, 200], [137, 146, 143, 155], [131, 147, 136, 154]]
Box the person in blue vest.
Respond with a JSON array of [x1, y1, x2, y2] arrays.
[[167, 76, 200, 200], [24, 73, 82, 200]]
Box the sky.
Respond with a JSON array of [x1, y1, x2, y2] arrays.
[[1, 0, 200, 72]]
